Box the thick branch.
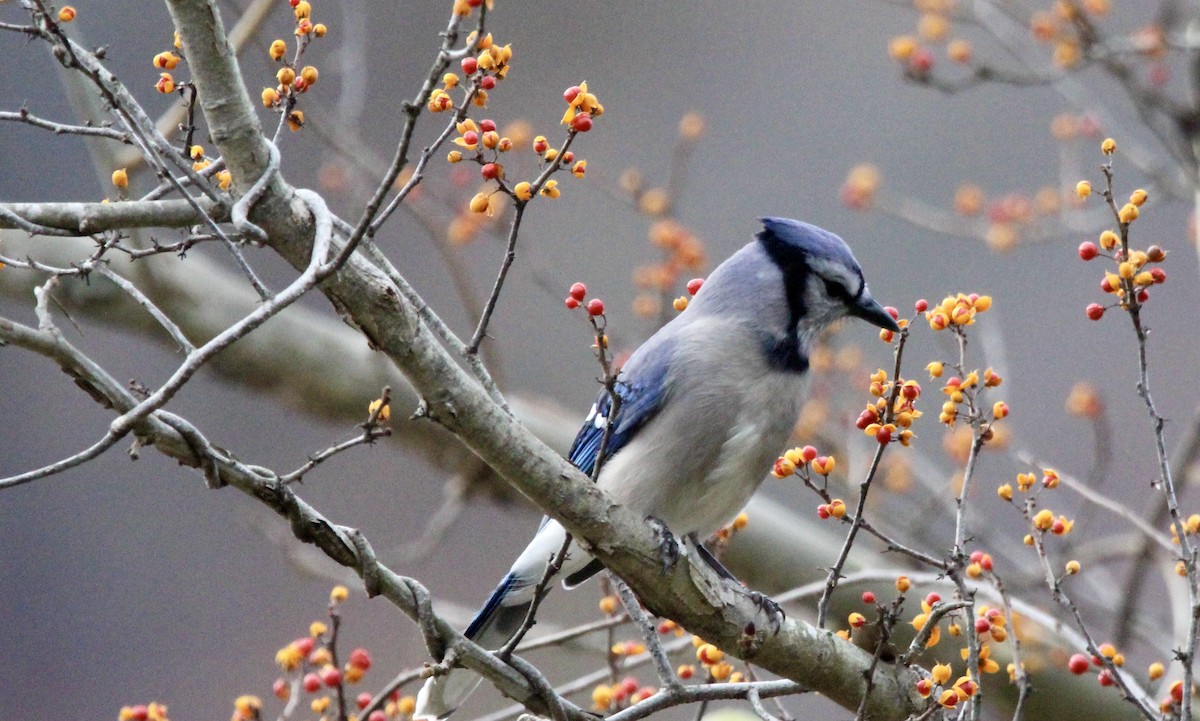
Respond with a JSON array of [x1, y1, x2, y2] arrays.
[[0, 198, 224, 233]]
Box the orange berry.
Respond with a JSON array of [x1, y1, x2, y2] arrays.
[[155, 72, 176, 94]]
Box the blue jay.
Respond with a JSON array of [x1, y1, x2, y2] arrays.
[[414, 217, 899, 719]]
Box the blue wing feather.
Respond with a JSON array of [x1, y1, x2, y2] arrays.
[[567, 349, 671, 476]]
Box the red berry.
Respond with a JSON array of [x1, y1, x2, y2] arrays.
[[565, 297, 580, 310], [620, 677, 640, 695], [801, 445, 818, 462], [1100, 276, 1114, 293], [289, 0, 300, 6], [295, 637, 316, 655], [1151, 267, 1166, 284], [855, 412, 872, 430], [348, 648, 372, 670], [902, 383, 920, 400], [974, 617, 990, 634], [462, 130, 478, 146], [980, 555, 993, 571], [875, 426, 891, 445], [273, 678, 289, 700], [1086, 303, 1105, 321], [925, 592, 941, 606], [461, 57, 478, 74], [884, 306, 899, 320], [1098, 669, 1115, 687], [368, 712, 387, 721], [571, 113, 593, 132], [480, 75, 496, 90], [687, 278, 704, 295], [569, 282, 587, 300], [1172, 680, 1185, 702], [562, 151, 575, 164], [303, 673, 321, 693], [479, 119, 496, 132], [969, 550, 983, 563], [466, 0, 483, 6], [1078, 241, 1099, 260], [357, 693, 373, 710], [129, 707, 149, 721], [915, 299, 929, 313], [817, 504, 831, 519], [320, 666, 342, 687], [1137, 289, 1149, 303], [480, 162, 500, 180], [1150, 62, 1170, 88], [586, 298, 605, 316], [1068, 653, 1090, 675], [563, 85, 581, 103], [910, 48, 934, 73], [861, 591, 876, 604]]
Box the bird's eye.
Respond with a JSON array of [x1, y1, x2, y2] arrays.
[[823, 279, 850, 301]]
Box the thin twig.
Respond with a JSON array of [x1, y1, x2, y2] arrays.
[[0, 108, 131, 142]]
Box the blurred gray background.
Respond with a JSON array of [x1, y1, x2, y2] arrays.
[[1, 1, 1195, 719]]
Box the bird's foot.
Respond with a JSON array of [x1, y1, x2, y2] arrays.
[[645, 515, 679, 574], [745, 589, 786, 635]]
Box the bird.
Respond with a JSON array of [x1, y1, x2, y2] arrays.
[[414, 217, 900, 719]]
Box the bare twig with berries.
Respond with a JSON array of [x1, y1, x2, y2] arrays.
[[1093, 144, 1199, 721], [816, 307, 908, 629]]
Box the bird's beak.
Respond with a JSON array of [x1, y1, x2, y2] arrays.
[[849, 290, 900, 332]]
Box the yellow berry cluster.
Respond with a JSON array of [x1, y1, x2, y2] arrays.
[[428, 32, 512, 113], [887, 1, 976, 82], [629, 220, 708, 318], [924, 292, 991, 332], [1029, 0, 1111, 68], [1076, 146, 1166, 320], [693, 637, 740, 682], [910, 592, 945, 648], [118, 702, 170, 721], [268, 587, 411, 721], [153, 31, 185, 95], [772, 445, 836, 480], [590, 677, 657, 712], [916, 659, 980, 709], [953, 184, 1070, 253], [856, 368, 921, 446], [449, 81, 598, 217], [259, 1, 328, 132], [1168, 513, 1200, 546]]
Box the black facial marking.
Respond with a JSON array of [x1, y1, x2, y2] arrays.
[[762, 331, 810, 373], [756, 225, 811, 333]]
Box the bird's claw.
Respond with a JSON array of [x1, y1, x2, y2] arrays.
[[645, 516, 679, 574], [746, 590, 785, 635]]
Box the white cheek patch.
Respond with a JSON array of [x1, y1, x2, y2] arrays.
[[594, 412, 607, 429]]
